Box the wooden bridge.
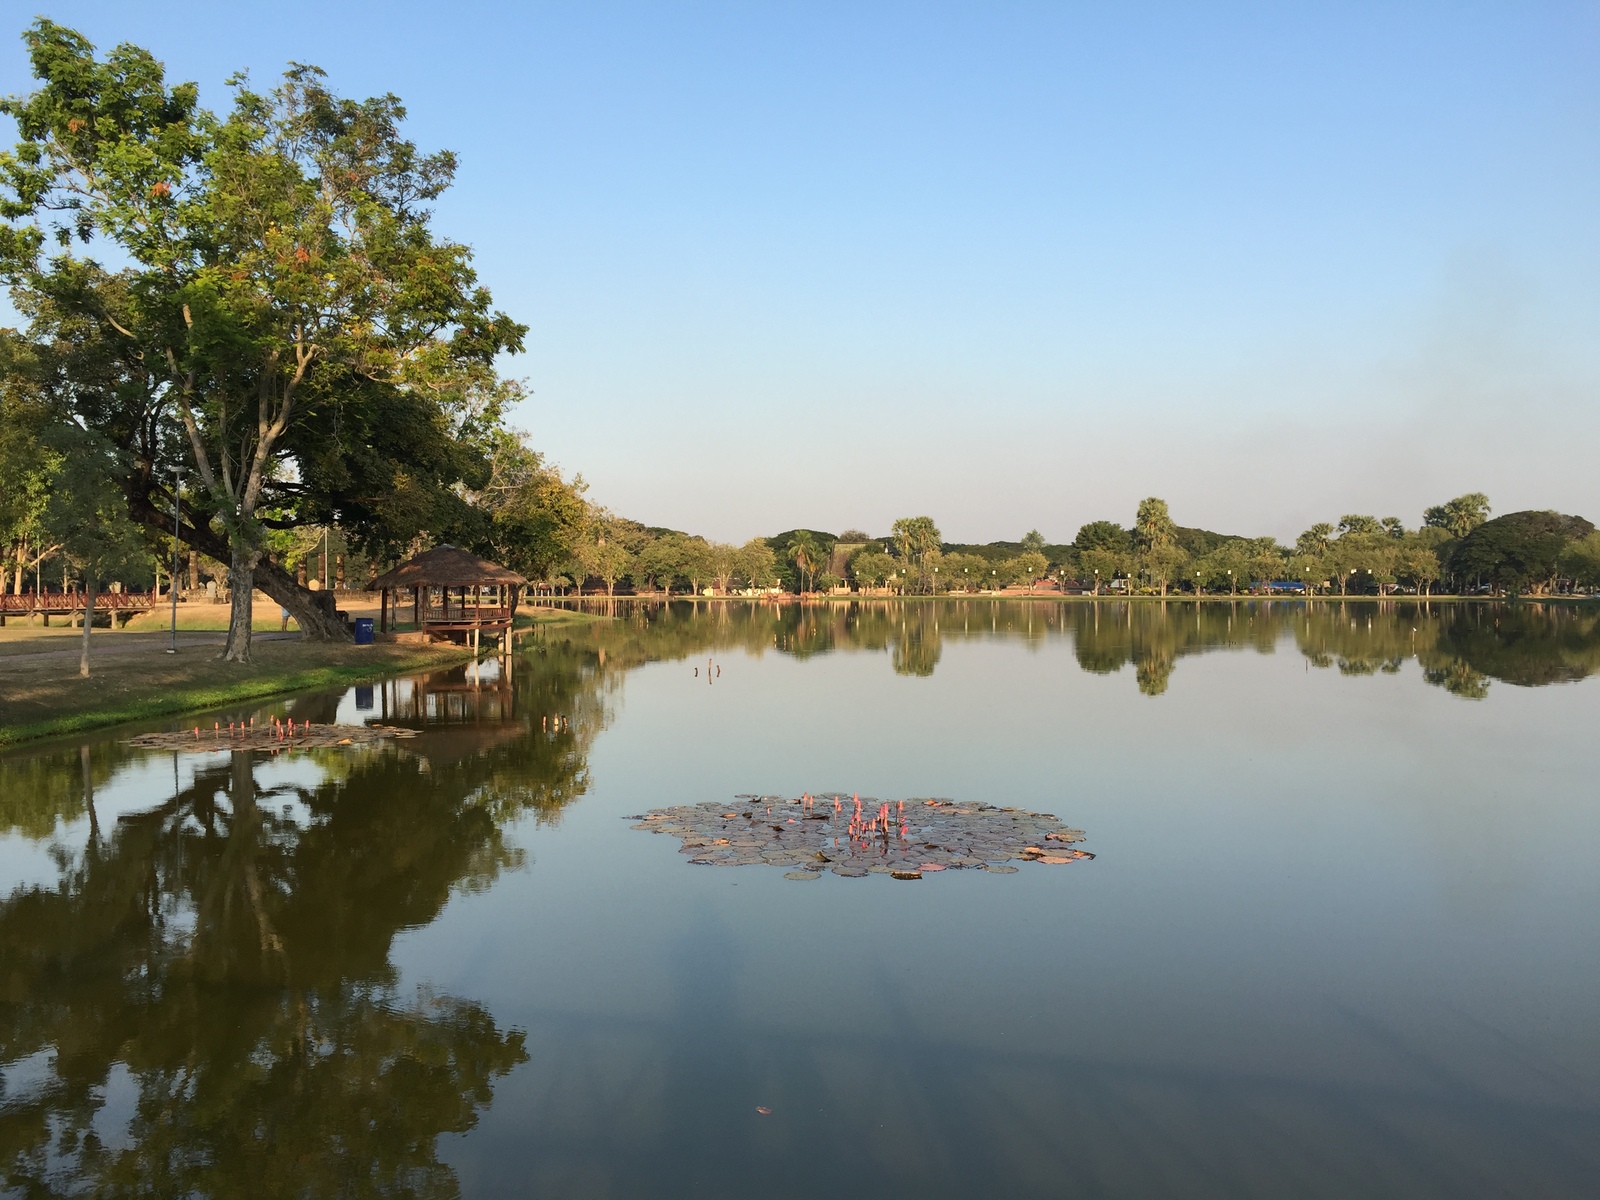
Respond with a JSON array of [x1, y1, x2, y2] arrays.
[[0, 590, 159, 627]]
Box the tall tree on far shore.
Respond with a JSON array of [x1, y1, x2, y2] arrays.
[[788, 531, 824, 594], [891, 516, 941, 593], [1133, 498, 1177, 551], [1423, 493, 1491, 539], [1133, 499, 1182, 594], [1338, 514, 1382, 537]]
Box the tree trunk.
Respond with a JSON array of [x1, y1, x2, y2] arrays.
[[223, 544, 257, 663], [81, 744, 100, 853], [188, 549, 199, 591], [79, 570, 97, 678]]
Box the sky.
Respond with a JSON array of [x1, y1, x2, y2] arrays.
[[4, 2, 1598, 543]]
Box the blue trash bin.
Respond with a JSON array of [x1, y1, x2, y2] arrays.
[[353, 617, 375, 645]]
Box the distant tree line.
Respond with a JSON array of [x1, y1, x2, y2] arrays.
[[720, 494, 1600, 599]]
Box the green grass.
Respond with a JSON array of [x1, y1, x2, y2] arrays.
[[0, 642, 475, 749]]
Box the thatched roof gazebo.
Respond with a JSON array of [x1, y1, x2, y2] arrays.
[[369, 545, 525, 645]]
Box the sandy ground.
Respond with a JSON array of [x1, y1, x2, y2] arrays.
[[1, 592, 383, 638]]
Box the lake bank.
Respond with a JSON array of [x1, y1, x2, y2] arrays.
[[0, 606, 605, 748]]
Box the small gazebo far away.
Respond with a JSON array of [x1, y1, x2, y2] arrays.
[[369, 544, 526, 647]]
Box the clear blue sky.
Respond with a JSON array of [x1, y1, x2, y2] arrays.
[[6, 2, 1598, 542]]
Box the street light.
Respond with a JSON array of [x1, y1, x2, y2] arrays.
[[167, 467, 183, 654]]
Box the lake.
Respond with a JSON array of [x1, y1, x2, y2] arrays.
[[3, 599, 1598, 1198]]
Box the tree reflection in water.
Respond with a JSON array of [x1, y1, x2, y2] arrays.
[[0, 641, 616, 1197], [552, 597, 1600, 699]]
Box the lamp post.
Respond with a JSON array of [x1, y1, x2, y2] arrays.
[[167, 468, 183, 654]]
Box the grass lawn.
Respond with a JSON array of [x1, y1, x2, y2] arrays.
[[0, 601, 610, 747], [0, 633, 474, 747]]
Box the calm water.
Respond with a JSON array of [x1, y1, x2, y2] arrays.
[[3, 600, 1599, 1198]]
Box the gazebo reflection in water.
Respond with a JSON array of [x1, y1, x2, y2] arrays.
[[366, 659, 520, 751]]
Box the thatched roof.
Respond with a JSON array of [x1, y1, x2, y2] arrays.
[[369, 545, 526, 590]]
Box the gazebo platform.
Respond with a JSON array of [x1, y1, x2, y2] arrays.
[[368, 545, 526, 648]]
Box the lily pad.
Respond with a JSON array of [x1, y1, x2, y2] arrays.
[[633, 795, 1092, 881]]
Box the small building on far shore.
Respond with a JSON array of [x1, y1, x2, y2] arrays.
[[369, 545, 525, 647]]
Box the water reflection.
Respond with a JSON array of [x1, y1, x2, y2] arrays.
[[556, 598, 1600, 698], [2, 599, 1598, 1196], [0, 642, 614, 1196]]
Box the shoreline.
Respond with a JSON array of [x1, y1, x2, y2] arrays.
[[0, 607, 604, 751]]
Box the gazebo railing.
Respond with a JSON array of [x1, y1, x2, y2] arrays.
[[419, 604, 513, 626]]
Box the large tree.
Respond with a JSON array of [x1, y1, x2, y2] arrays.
[[0, 21, 524, 661], [1450, 510, 1594, 595]]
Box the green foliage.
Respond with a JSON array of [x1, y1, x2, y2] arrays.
[[1078, 546, 1125, 592], [848, 547, 896, 589], [635, 531, 690, 592], [40, 431, 150, 585], [1423, 492, 1491, 539], [0, 21, 524, 659], [1133, 497, 1177, 550], [764, 529, 836, 593], [1073, 520, 1131, 554], [1560, 532, 1600, 591], [736, 538, 779, 589], [477, 431, 588, 585], [574, 520, 637, 596], [937, 551, 991, 591], [787, 532, 823, 592], [1140, 542, 1190, 594], [891, 516, 941, 564], [1014, 550, 1049, 590], [1450, 510, 1595, 595]]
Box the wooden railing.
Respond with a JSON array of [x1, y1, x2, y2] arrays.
[[419, 604, 513, 626], [0, 590, 158, 614]]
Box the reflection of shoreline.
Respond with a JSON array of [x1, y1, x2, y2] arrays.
[[538, 598, 1600, 697], [0, 741, 535, 1195], [0, 635, 619, 1197]]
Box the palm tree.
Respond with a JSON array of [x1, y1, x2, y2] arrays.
[[789, 533, 824, 594]]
